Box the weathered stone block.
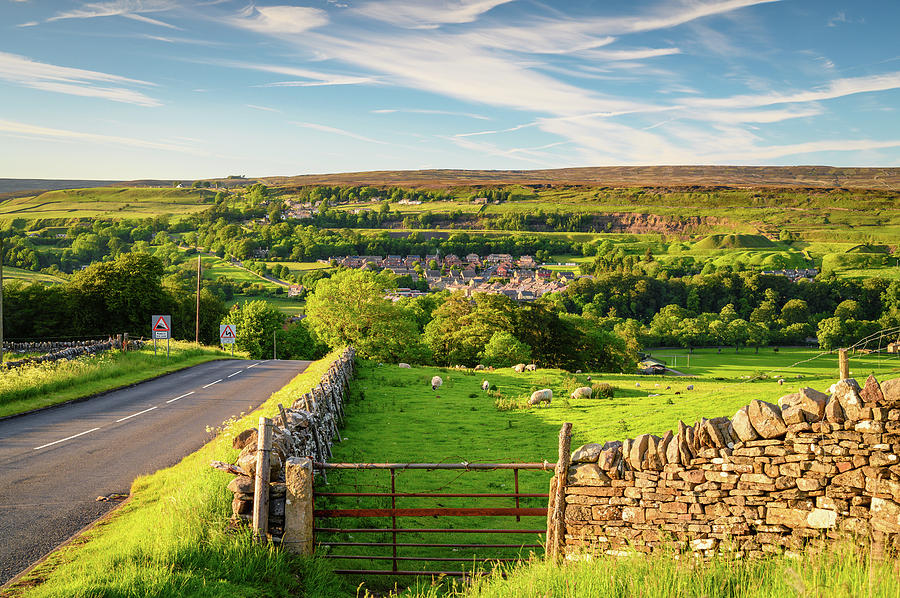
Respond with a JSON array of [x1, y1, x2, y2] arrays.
[[748, 400, 787, 439]]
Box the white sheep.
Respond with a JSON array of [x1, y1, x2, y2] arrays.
[[431, 376, 443, 391], [474, 364, 485, 371], [481, 380, 490, 391], [571, 387, 592, 400], [525, 363, 537, 372], [398, 363, 411, 368], [513, 363, 526, 373], [528, 388, 552, 406]]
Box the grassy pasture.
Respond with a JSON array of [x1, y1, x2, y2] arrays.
[[0, 187, 214, 220], [0, 266, 67, 284]]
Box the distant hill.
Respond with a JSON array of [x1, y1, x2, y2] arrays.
[[0, 178, 123, 194], [250, 165, 900, 190], [693, 234, 777, 250]]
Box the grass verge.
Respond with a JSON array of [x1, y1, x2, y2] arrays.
[[392, 543, 899, 597], [5, 349, 349, 598], [0, 341, 238, 419]]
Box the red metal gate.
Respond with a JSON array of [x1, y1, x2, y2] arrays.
[[312, 461, 554, 577]]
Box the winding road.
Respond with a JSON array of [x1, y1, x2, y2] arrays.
[[0, 358, 310, 585]]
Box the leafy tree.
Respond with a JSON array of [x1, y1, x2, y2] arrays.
[[834, 299, 861, 320], [222, 300, 285, 359], [479, 331, 532, 367], [305, 269, 426, 362], [781, 299, 810, 325]]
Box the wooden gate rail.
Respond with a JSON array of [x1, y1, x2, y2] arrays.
[[312, 461, 554, 577]]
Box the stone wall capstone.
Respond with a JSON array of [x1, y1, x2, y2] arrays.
[[561, 375, 900, 558]]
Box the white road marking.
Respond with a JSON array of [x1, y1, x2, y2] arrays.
[[34, 427, 101, 450], [116, 406, 157, 423], [227, 370, 243, 378], [203, 379, 222, 388], [166, 391, 195, 404]]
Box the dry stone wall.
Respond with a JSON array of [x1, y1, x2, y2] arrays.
[[2, 338, 142, 369], [214, 348, 355, 540], [561, 375, 900, 558]]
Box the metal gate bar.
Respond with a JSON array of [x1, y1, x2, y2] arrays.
[[313, 461, 552, 577]]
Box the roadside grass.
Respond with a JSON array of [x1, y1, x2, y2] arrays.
[[7, 350, 350, 598], [393, 542, 900, 598], [0, 341, 238, 418], [321, 348, 900, 594]]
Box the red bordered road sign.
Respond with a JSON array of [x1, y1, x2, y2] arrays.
[[219, 324, 237, 344], [152, 315, 171, 339]]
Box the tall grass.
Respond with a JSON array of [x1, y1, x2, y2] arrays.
[[8, 350, 350, 598], [0, 342, 235, 417], [392, 544, 899, 598]]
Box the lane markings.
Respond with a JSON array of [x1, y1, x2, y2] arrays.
[[166, 391, 195, 404], [203, 379, 222, 388], [227, 370, 243, 378], [247, 363, 259, 368], [34, 427, 101, 450], [116, 406, 157, 423]]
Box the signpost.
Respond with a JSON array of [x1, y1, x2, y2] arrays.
[[152, 314, 172, 357], [220, 324, 237, 356]]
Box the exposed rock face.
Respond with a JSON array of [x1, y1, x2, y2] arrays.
[[559, 376, 900, 560]]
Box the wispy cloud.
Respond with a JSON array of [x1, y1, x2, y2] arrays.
[[247, 104, 281, 113], [0, 118, 196, 153], [0, 51, 160, 107], [353, 0, 517, 29], [372, 108, 490, 120], [687, 71, 900, 109], [47, 0, 179, 28], [228, 4, 328, 35], [290, 121, 389, 145], [212, 60, 377, 87], [17, 21, 39, 28]]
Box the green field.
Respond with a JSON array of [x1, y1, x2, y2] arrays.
[[226, 294, 305, 316], [0, 187, 215, 221], [1, 266, 67, 284]]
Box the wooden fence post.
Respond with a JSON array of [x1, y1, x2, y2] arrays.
[[838, 348, 850, 380], [252, 416, 273, 543], [545, 422, 572, 562], [282, 457, 314, 555]]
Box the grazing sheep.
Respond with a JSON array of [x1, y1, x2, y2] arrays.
[[575, 370, 582, 374], [571, 386, 592, 400], [674, 391, 681, 395], [431, 376, 443, 391], [778, 379, 784, 386], [686, 384, 694, 390], [527, 388, 552, 406], [665, 386, 671, 390], [513, 363, 526, 373], [635, 382, 641, 387], [474, 364, 485, 371], [481, 380, 490, 391], [398, 363, 411, 368], [586, 376, 591, 382], [525, 363, 537, 371]]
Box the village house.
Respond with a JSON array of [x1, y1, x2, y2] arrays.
[[287, 284, 305, 297]]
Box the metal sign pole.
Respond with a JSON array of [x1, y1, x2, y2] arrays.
[[154, 337, 157, 356], [167, 337, 170, 359]]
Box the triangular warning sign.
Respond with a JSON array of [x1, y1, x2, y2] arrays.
[[221, 325, 236, 339], [153, 316, 170, 332]]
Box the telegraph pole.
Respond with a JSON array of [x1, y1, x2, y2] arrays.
[[0, 237, 4, 365], [195, 254, 201, 344]]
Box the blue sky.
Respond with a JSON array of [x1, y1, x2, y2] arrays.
[[1, 0, 898, 179]]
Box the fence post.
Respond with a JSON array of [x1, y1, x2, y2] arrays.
[[545, 422, 572, 562], [252, 416, 273, 543], [282, 457, 314, 555], [838, 348, 850, 380]]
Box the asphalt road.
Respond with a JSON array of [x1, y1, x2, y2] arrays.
[[0, 358, 310, 585]]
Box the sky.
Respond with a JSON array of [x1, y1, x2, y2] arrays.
[[1, 0, 898, 179]]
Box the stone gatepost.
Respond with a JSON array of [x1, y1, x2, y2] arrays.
[[282, 457, 314, 555]]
